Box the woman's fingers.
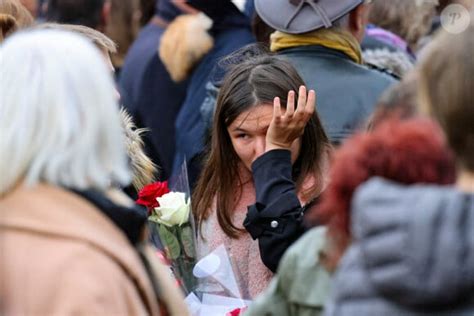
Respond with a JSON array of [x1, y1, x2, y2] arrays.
[[307, 89, 316, 116], [273, 96, 282, 119], [276, 87, 315, 125], [296, 86, 307, 113], [289, 86, 312, 124], [285, 90, 295, 116], [268, 88, 315, 149]]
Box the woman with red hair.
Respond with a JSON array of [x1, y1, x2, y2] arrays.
[[325, 17, 474, 316], [312, 119, 456, 270], [246, 118, 455, 316]]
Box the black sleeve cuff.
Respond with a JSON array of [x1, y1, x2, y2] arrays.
[[252, 149, 295, 205], [244, 193, 303, 239]]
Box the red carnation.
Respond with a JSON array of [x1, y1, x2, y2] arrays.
[[136, 181, 170, 209]]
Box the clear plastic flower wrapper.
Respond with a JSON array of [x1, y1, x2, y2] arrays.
[[137, 162, 251, 314], [185, 245, 251, 316], [137, 161, 197, 294]]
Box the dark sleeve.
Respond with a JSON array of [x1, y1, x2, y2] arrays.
[[243, 149, 309, 272]]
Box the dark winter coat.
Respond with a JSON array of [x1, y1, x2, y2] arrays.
[[119, 0, 187, 179], [325, 177, 474, 315]]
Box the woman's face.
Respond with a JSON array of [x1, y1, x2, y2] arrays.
[[227, 104, 302, 171]]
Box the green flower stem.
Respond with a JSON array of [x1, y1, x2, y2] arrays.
[[172, 224, 197, 294], [150, 220, 197, 295]]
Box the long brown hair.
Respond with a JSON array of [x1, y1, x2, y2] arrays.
[[192, 54, 331, 238], [105, 0, 141, 68]]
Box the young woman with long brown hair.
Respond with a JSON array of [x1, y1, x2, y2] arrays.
[[192, 54, 331, 298]]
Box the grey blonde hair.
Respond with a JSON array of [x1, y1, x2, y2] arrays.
[[37, 23, 117, 54], [0, 29, 131, 195]]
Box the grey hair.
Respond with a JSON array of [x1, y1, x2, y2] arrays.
[[0, 29, 131, 195]]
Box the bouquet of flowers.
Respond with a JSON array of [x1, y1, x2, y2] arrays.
[[136, 163, 197, 294], [137, 163, 250, 315]]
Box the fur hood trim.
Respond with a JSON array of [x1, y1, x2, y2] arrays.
[[159, 13, 214, 82]]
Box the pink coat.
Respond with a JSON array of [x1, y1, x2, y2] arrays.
[[0, 184, 187, 316]]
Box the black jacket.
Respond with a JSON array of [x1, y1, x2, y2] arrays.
[[279, 45, 396, 144], [244, 150, 314, 272], [70, 189, 147, 245]]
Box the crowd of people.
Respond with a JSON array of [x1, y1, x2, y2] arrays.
[[1, 0, 473, 315]]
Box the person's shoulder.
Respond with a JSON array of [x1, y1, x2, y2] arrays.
[[286, 47, 398, 84], [61, 240, 130, 276], [120, 23, 164, 74], [339, 57, 399, 85], [280, 226, 327, 270], [60, 242, 137, 296], [4, 240, 136, 314], [288, 226, 326, 252], [133, 23, 165, 50], [355, 177, 461, 208], [277, 226, 331, 307], [364, 62, 401, 80]]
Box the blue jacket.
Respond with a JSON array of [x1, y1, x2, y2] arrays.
[[119, 1, 186, 179], [325, 178, 474, 315], [172, 1, 255, 187]]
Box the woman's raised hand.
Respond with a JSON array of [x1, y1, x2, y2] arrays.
[[266, 86, 315, 151]]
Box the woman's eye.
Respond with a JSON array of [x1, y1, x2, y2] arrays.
[[236, 133, 249, 139]]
